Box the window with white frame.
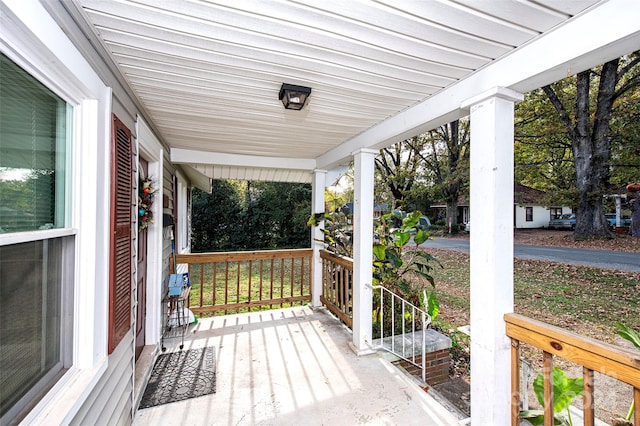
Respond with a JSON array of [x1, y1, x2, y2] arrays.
[[549, 207, 563, 220], [0, 52, 73, 422]]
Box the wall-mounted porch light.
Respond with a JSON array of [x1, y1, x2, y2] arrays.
[[279, 83, 311, 110]]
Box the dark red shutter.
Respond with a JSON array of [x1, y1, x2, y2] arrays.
[[109, 114, 133, 354]]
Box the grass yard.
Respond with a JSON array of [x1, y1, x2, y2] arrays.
[[425, 247, 640, 422], [428, 248, 640, 342]]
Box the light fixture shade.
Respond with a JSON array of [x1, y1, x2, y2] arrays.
[[279, 83, 312, 110]]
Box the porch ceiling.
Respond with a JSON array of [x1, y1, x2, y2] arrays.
[[65, 0, 634, 184]]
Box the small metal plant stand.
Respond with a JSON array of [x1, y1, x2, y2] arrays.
[[161, 284, 190, 351]]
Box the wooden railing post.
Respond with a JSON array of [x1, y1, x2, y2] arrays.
[[511, 338, 520, 426]]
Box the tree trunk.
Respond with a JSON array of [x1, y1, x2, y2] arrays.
[[544, 59, 623, 238], [446, 199, 459, 227], [573, 63, 617, 238]]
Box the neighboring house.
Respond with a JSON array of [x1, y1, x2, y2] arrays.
[[513, 184, 572, 229], [429, 196, 470, 226], [432, 184, 573, 229], [0, 2, 636, 425]]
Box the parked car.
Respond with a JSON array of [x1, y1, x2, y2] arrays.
[[605, 213, 632, 228], [548, 213, 576, 230], [417, 215, 431, 229]]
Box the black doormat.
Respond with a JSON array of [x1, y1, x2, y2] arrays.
[[139, 347, 216, 409]]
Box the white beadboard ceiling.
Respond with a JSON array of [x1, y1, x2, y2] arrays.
[[68, 0, 617, 184]]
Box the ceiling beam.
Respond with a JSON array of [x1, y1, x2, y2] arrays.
[[171, 147, 317, 170]]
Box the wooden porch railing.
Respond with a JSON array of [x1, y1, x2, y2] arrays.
[[505, 313, 640, 426], [175, 248, 312, 315], [319, 249, 353, 328]]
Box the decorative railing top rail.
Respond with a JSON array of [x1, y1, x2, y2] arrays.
[[175, 248, 312, 264], [505, 312, 640, 426], [319, 249, 353, 270]]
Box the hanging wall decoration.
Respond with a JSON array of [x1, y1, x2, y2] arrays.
[[139, 177, 156, 230]]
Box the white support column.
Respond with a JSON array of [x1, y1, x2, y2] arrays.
[[351, 148, 377, 355], [462, 87, 523, 425], [311, 169, 327, 307]]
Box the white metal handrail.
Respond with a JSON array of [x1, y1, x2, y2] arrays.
[[370, 284, 432, 383]]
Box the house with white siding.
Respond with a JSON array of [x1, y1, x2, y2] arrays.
[[431, 184, 573, 229]]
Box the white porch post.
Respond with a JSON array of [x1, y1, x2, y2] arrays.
[[311, 169, 327, 307], [462, 87, 523, 425], [351, 148, 377, 355]]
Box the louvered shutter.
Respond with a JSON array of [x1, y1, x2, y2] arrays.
[[109, 114, 133, 353]]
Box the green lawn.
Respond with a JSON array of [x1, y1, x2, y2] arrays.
[[426, 248, 640, 343]]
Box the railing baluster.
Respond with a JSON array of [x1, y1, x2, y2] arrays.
[[300, 256, 305, 306], [280, 258, 284, 308], [198, 263, 204, 307], [511, 338, 520, 426], [236, 261, 241, 313], [401, 300, 406, 358], [634, 387, 639, 426], [342, 267, 348, 312], [583, 367, 594, 426], [412, 305, 416, 363], [290, 257, 294, 304], [421, 312, 426, 383], [259, 259, 264, 310], [543, 351, 554, 426], [212, 262, 217, 306], [391, 294, 395, 353], [380, 287, 384, 343], [247, 260, 252, 312], [270, 258, 274, 310], [224, 261, 229, 315], [308, 255, 312, 299]]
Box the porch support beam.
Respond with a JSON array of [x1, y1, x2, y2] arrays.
[[351, 148, 377, 355], [311, 169, 326, 307], [463, 87, 523, 425]]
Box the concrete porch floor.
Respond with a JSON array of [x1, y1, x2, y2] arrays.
[[134, 306, 461, 425]]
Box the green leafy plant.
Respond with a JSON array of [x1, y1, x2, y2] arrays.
[[309, 209, 440, 331], [616, 322, 640, 423], [372, 210, 439, 320], [308, 210, 352, 257], [520, 367, 584, 426]]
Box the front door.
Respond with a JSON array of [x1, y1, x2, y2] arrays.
[[135, 159, 148, 360]]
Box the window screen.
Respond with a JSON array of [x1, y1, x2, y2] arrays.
[[0, 52, 69, 233]]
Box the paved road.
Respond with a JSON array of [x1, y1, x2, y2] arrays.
[[421, 238, 640, 272]]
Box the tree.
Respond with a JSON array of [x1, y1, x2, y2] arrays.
[[542, 52, 640, 238], [375, 139, 425, 210], [191, 180, 243, 252], [192, 180, 312, 251], [515, 88, 576, 194], [243, 181, 311, 249], [409, 120, 470, 226]]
